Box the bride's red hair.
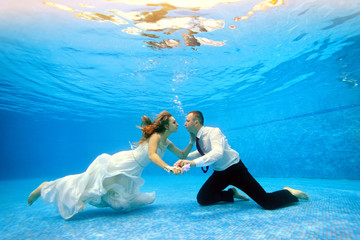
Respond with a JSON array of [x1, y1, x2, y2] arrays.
[[138, 111, 172, 144]]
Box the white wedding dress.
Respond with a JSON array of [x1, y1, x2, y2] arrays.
[[41, 140, 170, 219]]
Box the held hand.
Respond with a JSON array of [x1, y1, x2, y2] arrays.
[[164, 165, 182, 175], [171, 167, 182, 175], [176, 160, 194, 168], [174, 161, 191, 175], [174, 160, 185, 168]]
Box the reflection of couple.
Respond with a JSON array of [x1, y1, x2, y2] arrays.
[[28, 111, 308, 219]]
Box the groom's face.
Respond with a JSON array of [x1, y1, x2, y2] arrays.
[[185, 113, 197, 133]]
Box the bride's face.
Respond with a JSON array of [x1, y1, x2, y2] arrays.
[[167, 116, 179, 133]]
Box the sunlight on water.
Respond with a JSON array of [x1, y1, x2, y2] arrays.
[[39, 0, 286, 49], [233, 0, 284, 22], [0, 0, 359, 119]]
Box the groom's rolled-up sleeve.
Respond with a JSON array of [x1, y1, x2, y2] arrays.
[[193, 128, 225, 167], [187, 150, 201, 160]]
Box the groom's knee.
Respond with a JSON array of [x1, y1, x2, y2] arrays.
[[197, 192, 211, 206]]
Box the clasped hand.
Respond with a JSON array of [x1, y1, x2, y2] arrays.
[[176, 160, 193, 167], [169, 166, 182, 175], [165, 160, 192, 175], [175, 159, 193, 170]]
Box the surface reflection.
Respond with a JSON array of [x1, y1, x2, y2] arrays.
[[234, 0, 284, 21], [42, 0, 285, 49]]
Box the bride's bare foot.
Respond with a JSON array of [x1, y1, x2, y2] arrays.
[[231, 187, 249, 201], [28, 182, 47, 206], [284, 187, 309, 200]]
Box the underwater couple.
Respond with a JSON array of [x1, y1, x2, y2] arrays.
[[28, 110, 308, 219]]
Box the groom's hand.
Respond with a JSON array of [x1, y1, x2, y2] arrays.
[[176, 160, 195, 168], [175, 160, 186, 168]]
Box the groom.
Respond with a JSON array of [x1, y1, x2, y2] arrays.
[[176, 111, 308, 209]]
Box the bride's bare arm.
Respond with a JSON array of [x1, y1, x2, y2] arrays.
[[167, 132, 196, 159], [148, 133, 181, 174]]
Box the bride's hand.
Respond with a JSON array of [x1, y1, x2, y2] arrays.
[[171, 167, 182, 175]]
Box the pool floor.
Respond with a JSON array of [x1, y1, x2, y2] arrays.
[[1, 175, 359, 239]]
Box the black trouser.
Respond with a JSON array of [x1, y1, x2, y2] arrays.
[[197, 160, 298, 210]]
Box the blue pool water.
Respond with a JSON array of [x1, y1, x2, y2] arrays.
[[0, 0, 359, 239]]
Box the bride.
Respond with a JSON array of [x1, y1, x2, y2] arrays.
[[27, 111, 195, 219]]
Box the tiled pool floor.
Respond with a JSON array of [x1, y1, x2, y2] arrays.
[[1, 175, 359, 239]]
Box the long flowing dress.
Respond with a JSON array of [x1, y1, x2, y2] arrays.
[[41, 140, 170, 219]]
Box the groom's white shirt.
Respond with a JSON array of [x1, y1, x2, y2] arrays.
[[187, 126, 240, 171]]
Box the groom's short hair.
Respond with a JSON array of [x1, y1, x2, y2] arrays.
[[188, 111, 204, 125]]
